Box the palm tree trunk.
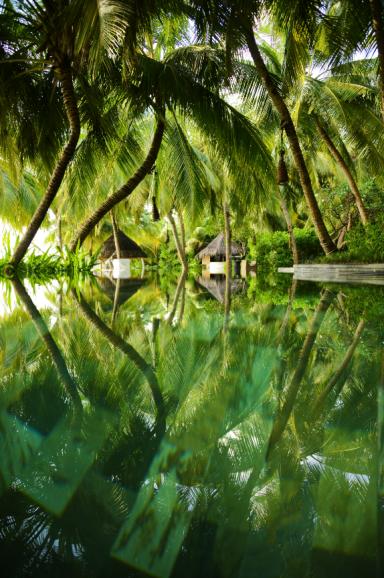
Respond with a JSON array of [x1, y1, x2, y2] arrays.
[[266, 289, 334, 456], [110, 210, 121, 325], [73, 290, 165, 432], [111, 210, 121, 259], [152, 196, 161, 221], [111, 278, 121, 327], [244, 29, 336, 255], [178, 209, 186, 259], [10, 68, 80, 266], [70, 118, 165, 251], [152, 168, 161, 221], [312, 318, 365, 417], [370, 0, 384, 121], [12, 277, 81, 410], [58, 213, 63, 250], [277, 185, 299, 264], [223, 201, 232, 325], [168, 211, 188, 271], [277, 278, 298, 344], [168, 270, 187, 325], [315, 118, 369, 225]]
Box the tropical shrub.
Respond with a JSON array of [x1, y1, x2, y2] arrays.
[[157, 242, 180, 271], [318, 179, 384, 234], [345, 218, 384, 263], [249, 228, 322, 269]]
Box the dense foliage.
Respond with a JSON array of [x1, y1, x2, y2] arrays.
[[0, 1, 383, 270], [249, 228, 322, 268]]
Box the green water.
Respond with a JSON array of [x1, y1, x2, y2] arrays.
[[0, 274, 383, 578]]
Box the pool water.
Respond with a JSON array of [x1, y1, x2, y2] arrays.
[[0, 274, 383, 578]]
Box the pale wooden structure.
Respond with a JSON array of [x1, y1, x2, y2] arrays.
[[98, 230, 147, 278], [196, 233, 243, 274]]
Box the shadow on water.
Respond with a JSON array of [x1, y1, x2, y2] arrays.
[[0, 273, 383, 578]]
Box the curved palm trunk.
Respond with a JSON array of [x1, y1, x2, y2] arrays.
[[152, 169, 161, 221], [10, 69, 80, 266], [58, 213, 63, 250], [111, 275, 121, 328], [168, 211, 188, 272], [12, 277, 81, 410], [277, 185, 299, 264], [111, 210, 121, 259], [152, 196, 161, 221], [370, 0, 384, 121], [70, 118, 165, 250], [315, 118, 369, 225], [223, 201, 232, 327], [179, 209, 186, 259], [73, 291, 165, 432], [266, 289, 335, 457], [168, 270, 187, 325], [273, 279, 298, 402], [312, 318, 365, 417], [111, 211, 121, 325], [277, 278, 298, 344], [244, 29, 336, 255]]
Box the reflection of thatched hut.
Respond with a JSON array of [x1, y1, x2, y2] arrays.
[[196, 232, 243, 264], [97, 277, 145, 307], [197, 276, 246, 303], [99, 230, 147, 261]]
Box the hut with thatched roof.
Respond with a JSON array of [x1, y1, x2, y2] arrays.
[[98, 230, 147, 278], [99, 230, 147, 261], [196, 232, 243, 273]]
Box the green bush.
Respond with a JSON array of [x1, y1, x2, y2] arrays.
[[157, 242, 180, 270], [320, 210, 384, 264], [249, 228, 322, 269], [344, 218, 384, 263]]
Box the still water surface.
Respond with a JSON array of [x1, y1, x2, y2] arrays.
[[0, 274, 383, 578]]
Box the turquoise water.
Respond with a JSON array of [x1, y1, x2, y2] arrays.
[[0, 274, 383, 577]]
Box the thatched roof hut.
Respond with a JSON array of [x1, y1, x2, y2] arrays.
[[196, 232, 243, 261], [99, 230, 147, 261]]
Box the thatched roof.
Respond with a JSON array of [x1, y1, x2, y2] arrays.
[[99, 230, 147, 260], [197, 276, 246, 303], [196, 232, 243, 260], [97, 277, 145, 306]]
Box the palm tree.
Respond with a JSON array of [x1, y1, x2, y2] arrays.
[[1, 0, 186, 265], [0, 1, 84, 267], [369, 0, 384, 120], [11, 276, 82, 410], [244, 29, 336, 255], [325, 0, 384, 122], [168, 211, 188, 272], [186, 1, 337, 253], [69, 113, 166, 250], [240, 34, 377, 226], [68, 42, 273, 249], [72, 290, 166, 433], [267, 288, 335, 455], [314, 116, 369, 224], [311, 318, 366, 418]]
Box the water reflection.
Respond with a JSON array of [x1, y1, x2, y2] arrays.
[[0, 274, 383, 577]]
